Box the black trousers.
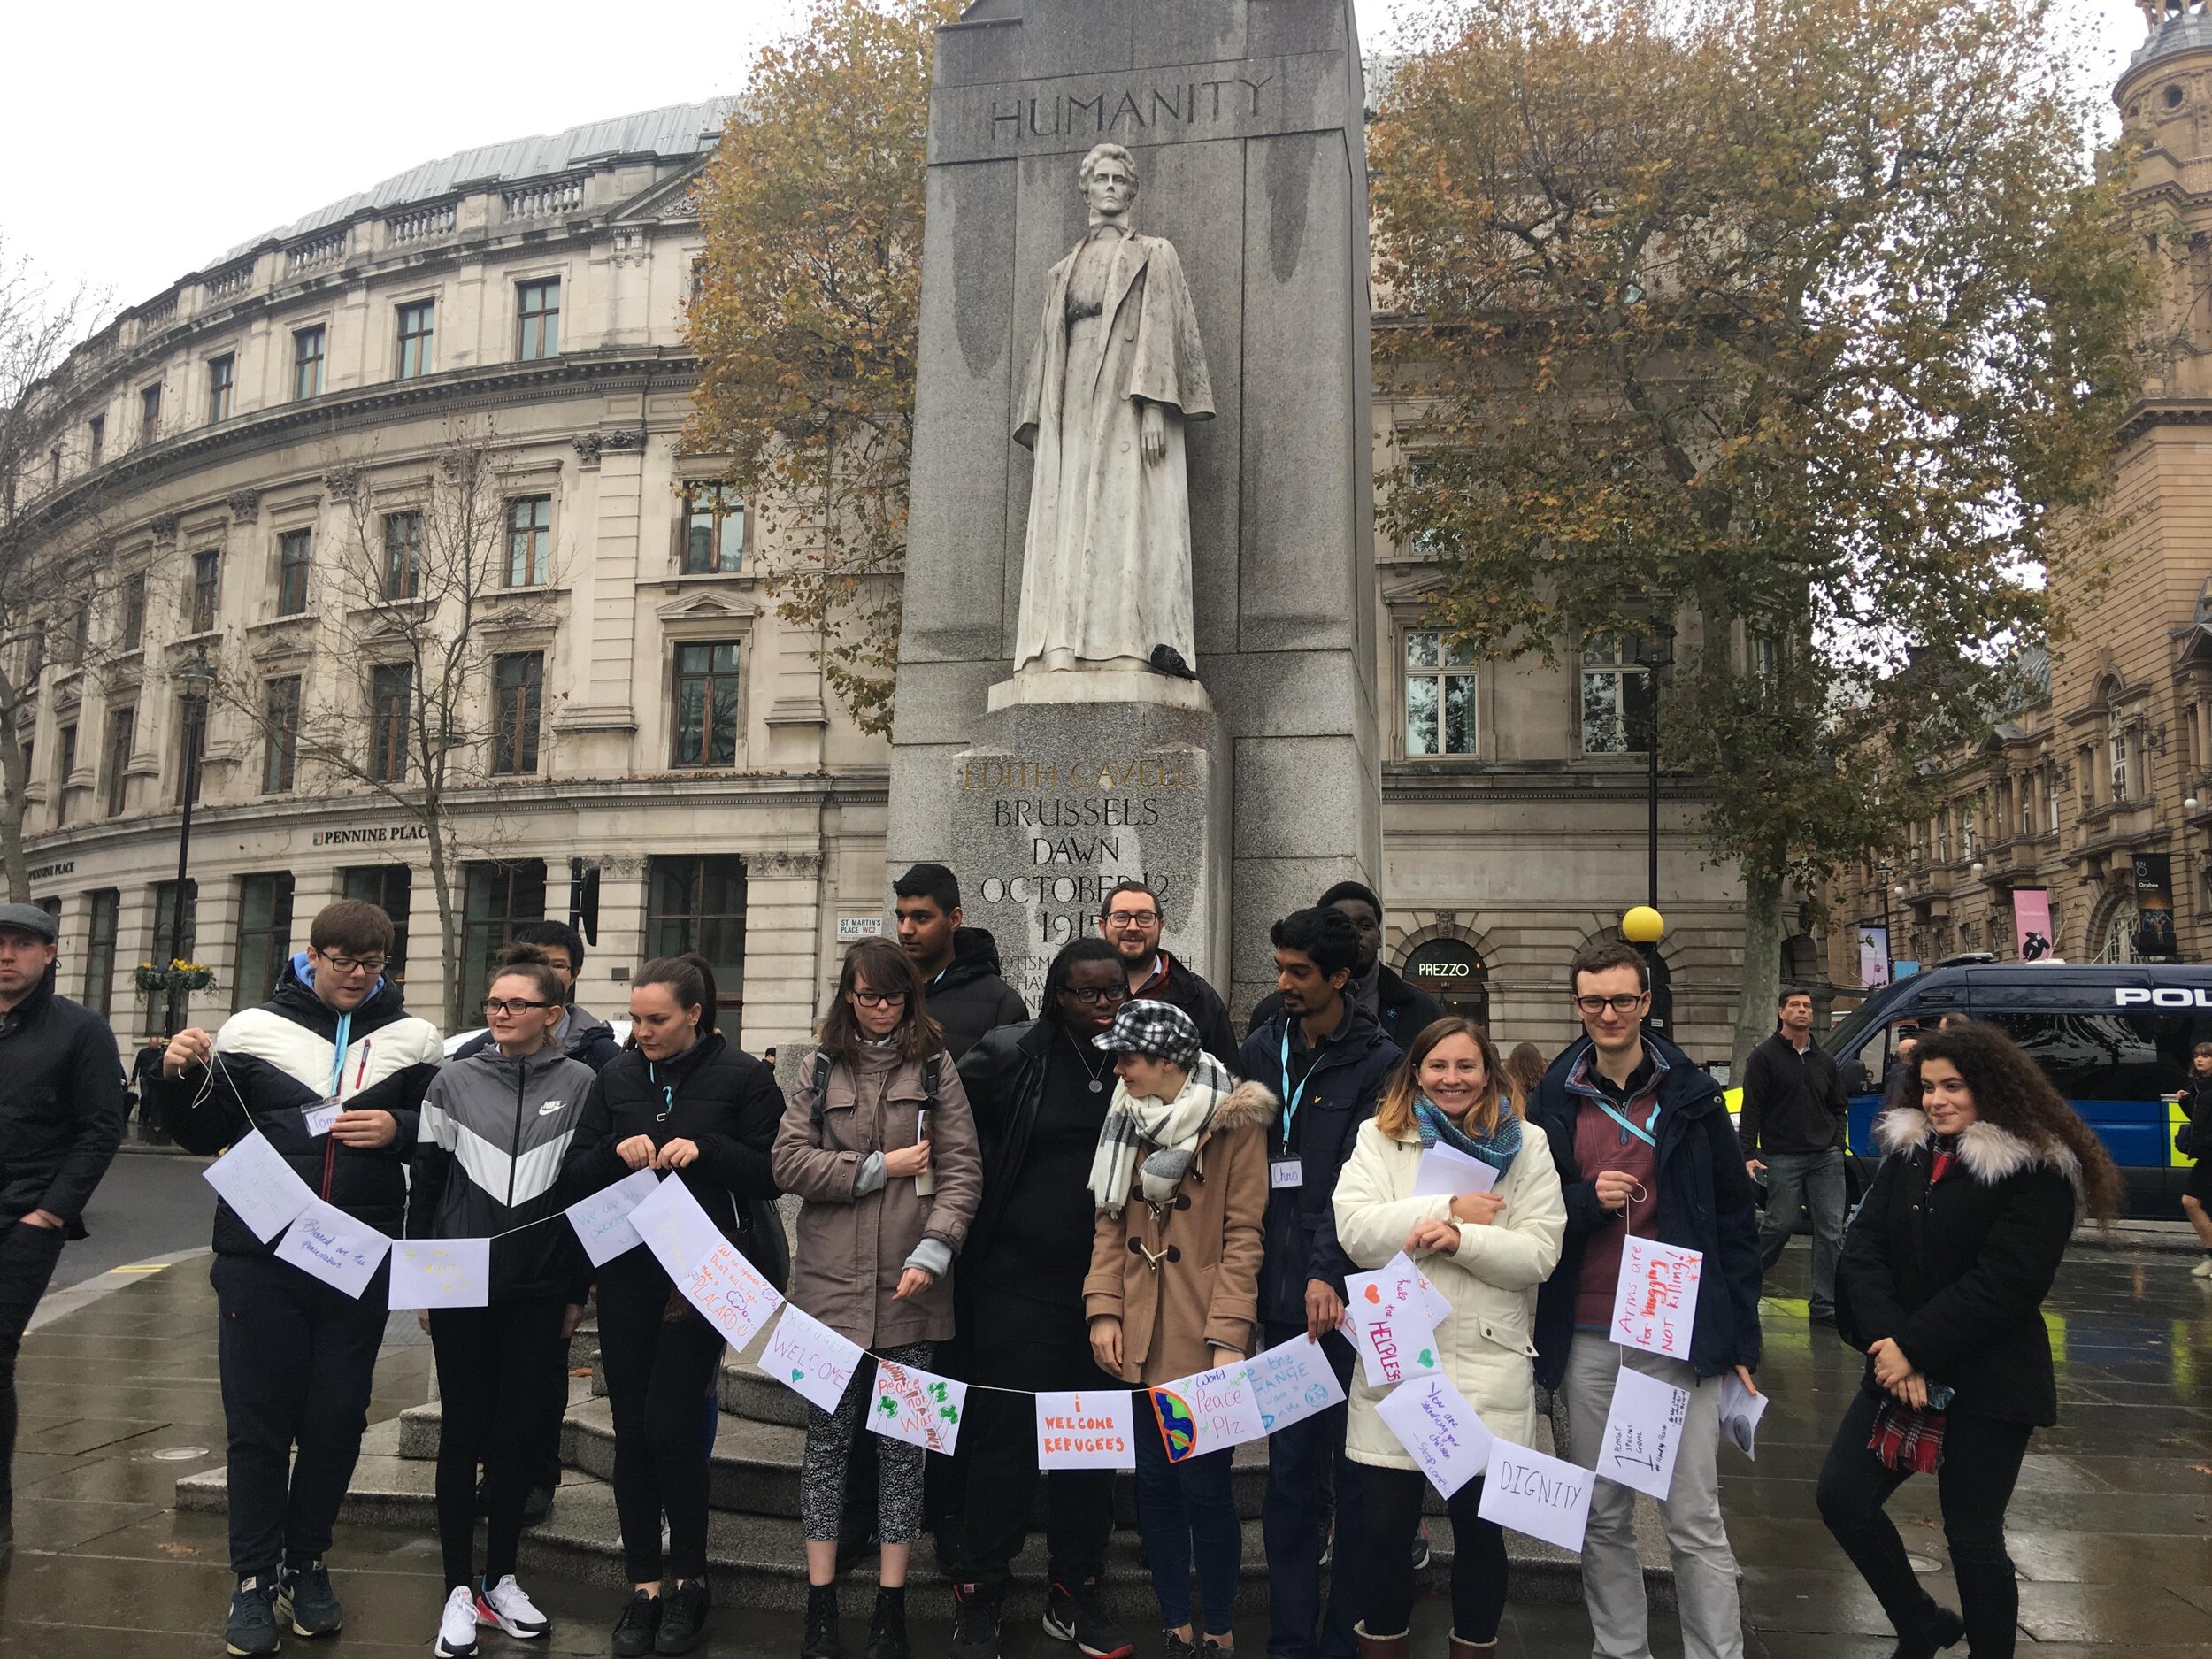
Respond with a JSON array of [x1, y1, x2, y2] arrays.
[[211, 1250, 390, 1578], [1817, 1387, 2032, 1659], [0, 1222, 65, 1516], [1357, 1465, 1507, 1643], [957, 1298, 1118, 1595], [596, 1279, 727, 1584], [429, 1297, 570, 1589]]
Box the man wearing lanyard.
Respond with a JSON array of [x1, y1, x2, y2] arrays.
[[1527, 941, 1761, 1659], [1237, 908, 1400, 1659]]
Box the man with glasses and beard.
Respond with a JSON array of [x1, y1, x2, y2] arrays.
[[1095, 880, 1236, 1069]]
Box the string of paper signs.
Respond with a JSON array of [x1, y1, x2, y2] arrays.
[[197, 1114, 1766, 1557]]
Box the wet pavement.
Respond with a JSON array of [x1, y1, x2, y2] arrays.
[[1, 1229, 2208, 1656]]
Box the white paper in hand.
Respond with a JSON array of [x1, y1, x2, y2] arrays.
[[1035, 1390, 1138, 1471], [628, 1172, 726, 1282], [1374, 1371, 1494, 1498], [1244, 1333, 1348, 1436], [1478, 1440, 1594, 1553], [565, 1168, 663, 1268], [1609, 1235, 1704, 1362], [1148, 1362, 1267, 1460], [273, 1196, 392, 1300], [758, 1304, 865, 1417], [1718, 1371, 1768, 1459], [870, 1358, 968, 1454], [1595, 1363, 1691, 1499], [388, 1238, 491, 1310], [1411, 1142, 1500, 1199], [204, 1131, 318, 1244]]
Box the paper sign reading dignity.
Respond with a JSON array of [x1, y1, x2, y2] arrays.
[[1595, 1363, 1691, 1500], [273, 1195, 392, 1300], [870, 1359, 968, 1455], [1149, 1362, 1266, 1462], [1035, 1390, 1137, 1471], [1609, 1236, 1704, 1362], [565, 1168, 663, 1268], [678, 1240, 784, 1349], [1345, 1253, 1444, 1388], [1374, 1371, 1494, 1498], [1411, 1142, 1501, 1199], [1244, 1333, 1348, 1436], [629, 1173, 726, 1283], [1718, 1371, 1768, 1459], [758, 1304, 864, 1417], [1478, 1440, 1594, 1553], [388, 1238, 491, 1310], [203, 1131, 317, 1243]]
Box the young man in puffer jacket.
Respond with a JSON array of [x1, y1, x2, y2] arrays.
[[154, 900, 442, 1658]]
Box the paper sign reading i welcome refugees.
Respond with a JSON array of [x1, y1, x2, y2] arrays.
[[1035, 1391, 1137, 1471]]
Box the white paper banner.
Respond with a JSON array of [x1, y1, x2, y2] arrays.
[[629, 1172, 728, 1283], [388, 1238, 491, 1310], [870, 1359, 968, 1455], [1148, 1361, 1266, 1463], [565, 1168, 663, 1268], [1609, 1236, 1704, 1362], [1244, 1333, 1347, 1435], [1345, 1253, 1444, 1387], [1411, 1142, 1500, 1199], [1035, 1390, 1138, 1470], [1719, 1371, 1768, 1460], [757, 1305, 865, 1417], [273, 1195, 392, 1301], [1477, 1440, 1594, 1553], [676, 1240, 784, 1349], [1374, 1371, 1494, 1498], [1595, 1363, 1690, 1500], [203, 1130, 317, 1244]]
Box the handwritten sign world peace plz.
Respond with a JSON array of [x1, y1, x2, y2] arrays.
[[1609, 1236, 1703, 1363]]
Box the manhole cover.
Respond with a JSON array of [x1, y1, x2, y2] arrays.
[[1907, 1552, 1942, 1574], [137, 1446, 209, 1463]]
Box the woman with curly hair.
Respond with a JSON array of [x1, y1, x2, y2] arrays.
[[1819, 1021, 2119, 1659]]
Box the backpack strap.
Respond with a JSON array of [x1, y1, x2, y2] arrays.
[[922, 1054, 942, 1114], [810, 1049, 833, 1130]]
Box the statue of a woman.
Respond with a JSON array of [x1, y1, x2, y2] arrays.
[[1012, 142, 1215, 678]]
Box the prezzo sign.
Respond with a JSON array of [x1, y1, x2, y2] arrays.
[[2115, 987, 2212, 1008]]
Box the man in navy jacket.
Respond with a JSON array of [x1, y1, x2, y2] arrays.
[[1529, 941, 1761, 1659]]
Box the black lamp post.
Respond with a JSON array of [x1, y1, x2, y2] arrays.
[[165, 646, 215, 1037], [1640, 618, 1678, 910]]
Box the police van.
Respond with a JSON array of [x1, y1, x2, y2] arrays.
[[1816, 962, 2208, 1217]]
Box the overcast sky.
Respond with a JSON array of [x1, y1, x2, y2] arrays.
[[1, 0, 2150, 318]]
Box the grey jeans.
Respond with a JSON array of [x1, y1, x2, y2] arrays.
[[1563, 1333, 1744, 1659], [1755, 1147, 1847, 1317]]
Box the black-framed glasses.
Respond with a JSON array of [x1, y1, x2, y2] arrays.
[[852, 990, 909, 1009], [1065, 985, 1130, 1006], [320, 953, 388, 978], [1573, 993, 1648, 1016], [482, 996, 553, 1016], [1103, 910, 1160, 929]]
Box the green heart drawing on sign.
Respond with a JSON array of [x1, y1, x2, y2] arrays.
[[1418, 1349, 1435, 1368], [792, 1369, 805, 1382]]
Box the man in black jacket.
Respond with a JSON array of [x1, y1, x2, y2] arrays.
[[1741, 987, 1850, 1322], [155, 900, 442, 1657], [895, 864, 1027, 1059], [0, 903, 125, 1559], [1246, 880, 1446, 1051], [1095, 879, 1237, 1067]]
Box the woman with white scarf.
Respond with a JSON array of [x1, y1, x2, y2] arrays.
[[1084, 1000, 1271, 1659]]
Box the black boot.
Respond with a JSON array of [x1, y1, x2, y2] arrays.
[[865, 1587, 910, 1659], [803, 1584, 842, 1659], [1891, 1600, 1965, 1659]]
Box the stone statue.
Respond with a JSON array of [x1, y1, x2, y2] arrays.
[[1013, 142, 1215, 678]]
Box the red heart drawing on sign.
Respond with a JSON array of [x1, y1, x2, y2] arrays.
[[1363, 1286, 1382, 1304]]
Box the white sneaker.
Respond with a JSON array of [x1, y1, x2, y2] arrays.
[[476, 1574, 550, 1640], [2192, 1256, 2212, 1279], [434, 1585, 480, 1657]]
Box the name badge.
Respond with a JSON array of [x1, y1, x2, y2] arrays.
[[303, 1100, 343, 1137], [1270, 1159, 1304, 1190]]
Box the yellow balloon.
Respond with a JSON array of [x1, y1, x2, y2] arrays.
[[1621, 905, 1666, 944]]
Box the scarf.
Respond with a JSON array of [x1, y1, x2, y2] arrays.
[[1088, 1049, 1235, 1214], [1412, 1094, 1523, 1174], [1868, 1393, 1952, 1473]]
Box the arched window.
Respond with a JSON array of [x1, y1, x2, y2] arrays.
[[1400, 939, 1490, 1028]]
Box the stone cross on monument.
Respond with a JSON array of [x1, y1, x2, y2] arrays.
[[887, 0, 1381, 1018]]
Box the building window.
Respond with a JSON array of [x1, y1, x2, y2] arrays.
[[2108, 710, 2129, 803], [1579, 634, 1650, 756], [293, 326, 326, 400], [206, 353, 235, 423], [122, 572, 144, 651], [66, 603, 89, 664], [103, 707, 134, 818], [647, 856, 748, 1020], [139, 383, 162, 445], [382, 511, 422, 601], [84, 889, 119, 1018], [2019, 776, 2034, 837], [2047, 766, 2062, 834], [341, 865, 411, 985], [54, 725, 76, 826], [276, 529, 312, 616], [369, 664, 412, 782], [396, 300, 435, 380], [672, 641, 741, 766], [1404, 630, 1476, 757], [263, 677, 300, 793], [462, 860, 547, 1012], [505, 496, 551, 588], [189, 549, 220, 634], [88, 415, 104, 467], [234, 873, 296, 1013], [150, 879, 199, 970], [491, 653, 542, 775], [680, 488, 745, 574], [517, 279, 560, 360]]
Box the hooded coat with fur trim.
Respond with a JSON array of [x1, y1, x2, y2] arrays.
[[1838, 1107, 2081, 1425], [1085, 1079, 1274, 1385]]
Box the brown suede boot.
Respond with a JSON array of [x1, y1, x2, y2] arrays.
[[1447, 1638, 1497, 1659], [1353, 1624, 1409, 1659]]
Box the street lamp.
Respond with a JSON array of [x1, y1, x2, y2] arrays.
[[1877, 861, 1896, 985], [165, 645, 216, 1037], [1622, 904, 1671, 1036], [1637, 619, 1678, 911]]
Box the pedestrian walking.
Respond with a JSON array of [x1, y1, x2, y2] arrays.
[[0, 903, 126, 1563], [1503, 1041, 1547, 1107], [1097, 880, 1237, 1068], [562, 954, 783, 1658], [1740, 989, 1850, 1324], [2177, 1042, 2212, 1277], [892, 864, 1026, 1060], [776, 939, 982, 1659], [1818, 1021, 2121, 1659], [131, 1033, 169, 1142], [152, 900, 442, 1657], [949, 937, 1136, 1659], [1333, 1018, 1564, 1659], [1240, 907, 1401, 1659], [1528, 940, 1762, 1659], [1087, 1000, 1271, 1659], [1248, 883, 1445, 1051]]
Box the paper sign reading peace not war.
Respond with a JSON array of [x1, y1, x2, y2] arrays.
[[1609, 1236, 1703, 1362], [758, 1304, 864, 1417], [1374, 1371, 1494, 1499], [565, 1167, 663, 1269], [870, 1359, 968, 1455], [1477, 1439, 1594, 1554], [1344, 1252, 1443, 1389], [678, 1240, 784, 1349], [1595, 1362, 1691, 1500], [273, 1195, 392, 1301], [203, 1130, 317, 1244], [1148, 1361, 1266, 1463], [388, 1238, 491, 1310], [1035, 1390, 1137, 1471], [1244, 1333, 1347, 1436]]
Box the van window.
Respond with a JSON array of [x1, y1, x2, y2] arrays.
[[1984, 1012, 2208, 1102]]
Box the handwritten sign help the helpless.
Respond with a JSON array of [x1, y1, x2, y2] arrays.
[[1609, 1236, 1703, 1363], [1344, 1252, 1444, 1388]]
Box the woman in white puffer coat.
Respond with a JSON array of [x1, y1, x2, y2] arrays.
[[1333, 1017, 1565, 1659]]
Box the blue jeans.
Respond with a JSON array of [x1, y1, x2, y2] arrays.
[[1756, 1147, 1847, 1317], [1260, 1324, 1361, 1659], [1134, 1414, 1241, 1634]]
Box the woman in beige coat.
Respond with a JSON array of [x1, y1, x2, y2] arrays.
[[1084, 1000, 1271, 1659], [1333, 1018, 1564, 1659], [773, 938, 981, 1659]]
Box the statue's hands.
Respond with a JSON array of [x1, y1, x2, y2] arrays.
[[1140, 401, 1166, 464]]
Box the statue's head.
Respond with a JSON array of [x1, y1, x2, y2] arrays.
[[1079, 143, 1139, 220]]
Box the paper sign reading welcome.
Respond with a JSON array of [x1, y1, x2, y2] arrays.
[[203, 1131, 317, 1243], [1035, 1390, 1137, 1470], [758, 1304, 864, 1417], [1609, 1236, 1703, 1362]]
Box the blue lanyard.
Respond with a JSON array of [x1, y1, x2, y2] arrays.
[[649, 1060, 674, 1120], [1592, 1092, 1658, 1147], [1279, 1026, 1317, 1145], [327, 1011, 352, 1099]]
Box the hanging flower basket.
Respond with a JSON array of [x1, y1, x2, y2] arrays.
[[136, 960, 217, 995]]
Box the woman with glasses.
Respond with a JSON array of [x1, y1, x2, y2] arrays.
[[563, 954, 785, 1658], [776, 938, 982, 1659], [409, 946, 594, 1658]]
